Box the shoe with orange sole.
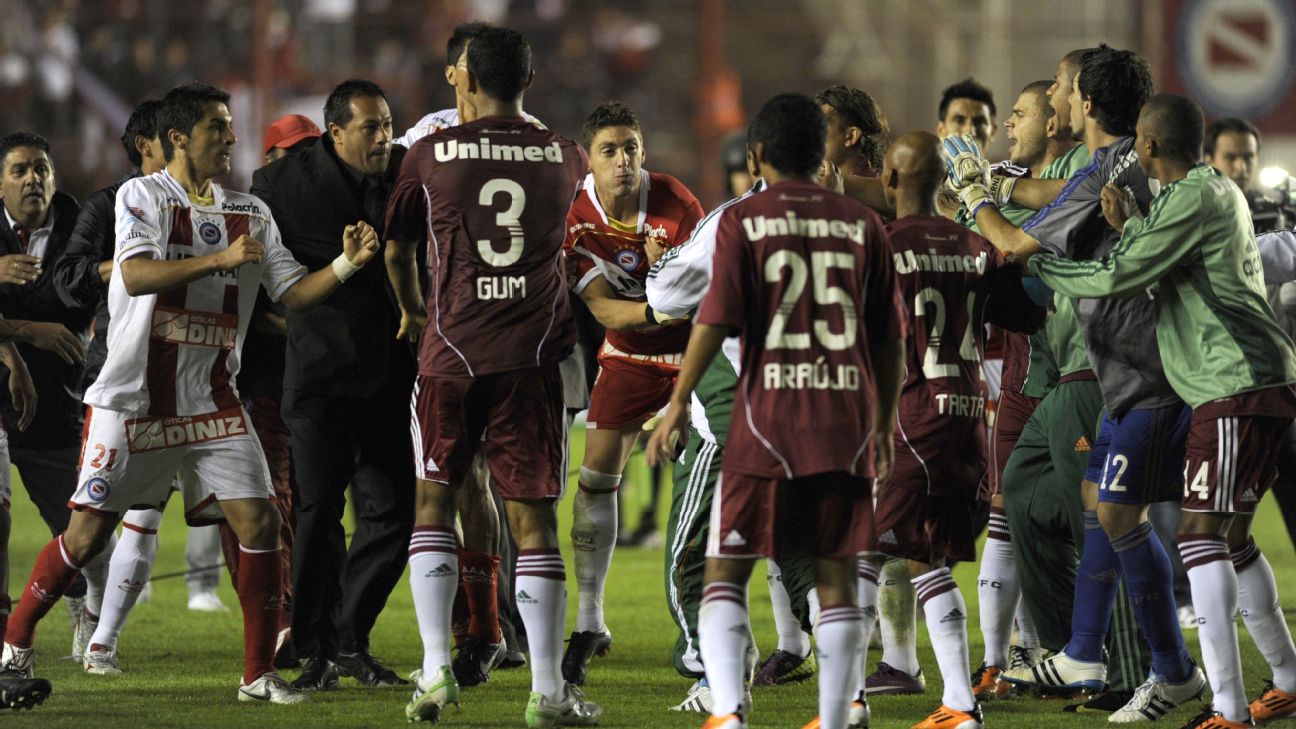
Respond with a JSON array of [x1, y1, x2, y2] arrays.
[[1251, 681, 1296, 724], [972, 664, 1013, 701], [912, 704, 985, 729], [701, 714, 746, 729], [1178, 707, 1254, 729]]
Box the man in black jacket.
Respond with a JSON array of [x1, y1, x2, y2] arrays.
[[251, 79, 414, 690], [0, 132, 107, 646]]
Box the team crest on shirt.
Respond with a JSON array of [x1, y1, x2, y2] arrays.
[[198, 221, 222, 245], [84, 476, 110, 502], [615, 249, 642, 271]]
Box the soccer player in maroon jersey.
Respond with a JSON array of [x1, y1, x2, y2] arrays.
[[562, 100, 704, 685], [647, 93, 906, 729], [383, 27, 599, 727], [876, 132, 1044, 729]]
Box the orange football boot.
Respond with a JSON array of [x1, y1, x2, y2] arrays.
[[701, 714, 746, 729], [971, 664, 1012, 701], [1251, 681, 1296, 724], [912, 704, 985, 729]]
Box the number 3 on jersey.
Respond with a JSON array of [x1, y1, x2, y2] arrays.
[[913, 287, 980, 379], [476, 179, 528, 300]]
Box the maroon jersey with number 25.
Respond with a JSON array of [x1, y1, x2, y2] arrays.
[[697, 179, 905, 479], [384, 115, 589, 377]]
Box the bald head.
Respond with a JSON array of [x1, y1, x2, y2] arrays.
[[886, 131, 946, 198], [1139, 93, 1204, 164]]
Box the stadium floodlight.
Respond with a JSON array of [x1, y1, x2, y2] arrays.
[[1260, 165, 1291, 191]]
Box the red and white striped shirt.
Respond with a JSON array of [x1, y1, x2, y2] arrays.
[[84, 171, 306, 416]]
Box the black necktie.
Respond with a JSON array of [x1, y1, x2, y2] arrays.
[[362, 177, 387, 232], [13, 224, 29, 254]]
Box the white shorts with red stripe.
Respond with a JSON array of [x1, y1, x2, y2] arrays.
[[72, 406, 273, 525]]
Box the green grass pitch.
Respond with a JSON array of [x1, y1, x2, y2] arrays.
[[4, 427, 1295, 728]]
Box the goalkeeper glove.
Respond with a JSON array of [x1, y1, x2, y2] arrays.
[[941, 133, 990, 189], [989, 175, 1017, 206], [957, 183, 996, 218]]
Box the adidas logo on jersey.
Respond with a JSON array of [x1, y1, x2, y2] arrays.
[[1242, 484, 1260, 502], [879, 529, 899, 545], [939, 608, 965, 624], [722, 530, 746, 547], [424, 563, 455, 579], [1074, 436, 1091, 452]]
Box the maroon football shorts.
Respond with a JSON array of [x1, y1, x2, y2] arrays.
[[989, 389, 1042, 496], [706, 470, 874, 560], [410, 365, 567, 500], [585, 346, 680, 430], [1182, 392, 1296, 514], [873, 482, 981, 563]]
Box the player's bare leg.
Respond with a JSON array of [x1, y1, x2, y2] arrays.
[[1223, 515, 1296, 724], [406, 478, 462, 722], [507, 498, 601, 727], [905, 555, 981, 729], [3, 509, 117, 676], [84, 508, 164, 673], [700, 557, 756, 728], [453, 456, 506, 686], [220, 497, 303, 704], [565, 425, 639, 684]]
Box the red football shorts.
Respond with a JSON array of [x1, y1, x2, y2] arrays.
[[989, 389, 1042, 496], [410, 366, 567, 500], [1182, 411, 1291, 515], [585, 344, 680, 430], [707, 470, 875, 560]]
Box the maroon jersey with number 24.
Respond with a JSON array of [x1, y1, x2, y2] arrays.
[[384, 115, 589, 377], [697, 179, 905, 480]]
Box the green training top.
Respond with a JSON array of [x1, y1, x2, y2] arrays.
[[1028, 164, 1296, 407]]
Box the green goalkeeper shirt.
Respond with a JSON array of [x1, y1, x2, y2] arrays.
[[1028, 164, 1296, 407]]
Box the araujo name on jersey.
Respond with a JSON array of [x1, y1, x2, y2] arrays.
[[763, 359, 861, 391], [742, 213, 867, 245], [125, 407, 248, 453], [433, 138, 566, 164], [893, 248, 988, 276]]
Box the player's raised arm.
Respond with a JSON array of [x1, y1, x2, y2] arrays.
[[942, 134, 1044, 258], [279, 221, 380, 311], [119, 234, 263, 296]]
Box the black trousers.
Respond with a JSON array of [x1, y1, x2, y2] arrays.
[[10, 443, 88, 597], [283, 375, 415, 658]]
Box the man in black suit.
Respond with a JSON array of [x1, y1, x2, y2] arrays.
[[0, 132, 107, 640], [251, 80, 415, 690]]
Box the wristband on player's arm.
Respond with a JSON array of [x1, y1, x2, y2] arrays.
[[644, 303, 684, 325], [331, 253, 363, 282]]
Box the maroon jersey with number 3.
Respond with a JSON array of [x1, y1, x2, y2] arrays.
[[384, 116, 588, 377], [697, 179, 905, 479]]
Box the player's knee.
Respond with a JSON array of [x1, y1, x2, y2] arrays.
[[63, 512, 118, 564], [1178, 509, 1230, 537], [578, 466, 622, 494], [234, 503, 282, 549], [1097, 502, 1144, 539]]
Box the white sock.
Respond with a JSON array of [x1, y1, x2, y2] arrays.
[[808, 587, 821, 628], [816, 604, 864, 728], [572, 482, 617, 633], [89, 514, 160, 651], [879, 558, 919, 675], [516, 548, 568, 701], [81, 533, 116, 618], [856, 560, 881, 699], [1181, 536, 1247, 722], [1014, 601, 1040, 649], [408, 527, 458, 675], [915, 567, 976, 712], [701, 581, 750, 718], [1235, 545, 1296, 693], [977, 532, 1018, 667], [767, 560, 811, 656]]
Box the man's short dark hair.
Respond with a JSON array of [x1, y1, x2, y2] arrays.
[[749, 93, 825, 177], [1205, 117, 1261, 157], [121, 99, 163, 168], [939, 78, 996, 121], [0, 132, 51, 171], [1021, 80, 1054, 116], [1078, 44, 1154, 138], [580, 101, 641, 149], [324, 79, 387, 130], [158, 83, 231, 161], [1142, 93, 1205, 163], [466, 26, 531, 104], [447, 21, 493, 67], [816, 85, 889, 172]]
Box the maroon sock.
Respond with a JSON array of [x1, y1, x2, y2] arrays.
[[236, 545, 282, 683], [460, 550, 501, 642], [6, 536, 83, 648]]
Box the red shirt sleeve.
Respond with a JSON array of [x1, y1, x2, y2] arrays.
[[696, 209, 747, 332], [383, 144, 428, 243]]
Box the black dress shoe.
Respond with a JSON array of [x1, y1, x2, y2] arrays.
[[291, 656, 340, 691], [336, 649, 407, 686]]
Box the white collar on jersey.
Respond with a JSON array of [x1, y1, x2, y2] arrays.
[[582, 168, 650, 232], [158, 169, 227, 207]]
